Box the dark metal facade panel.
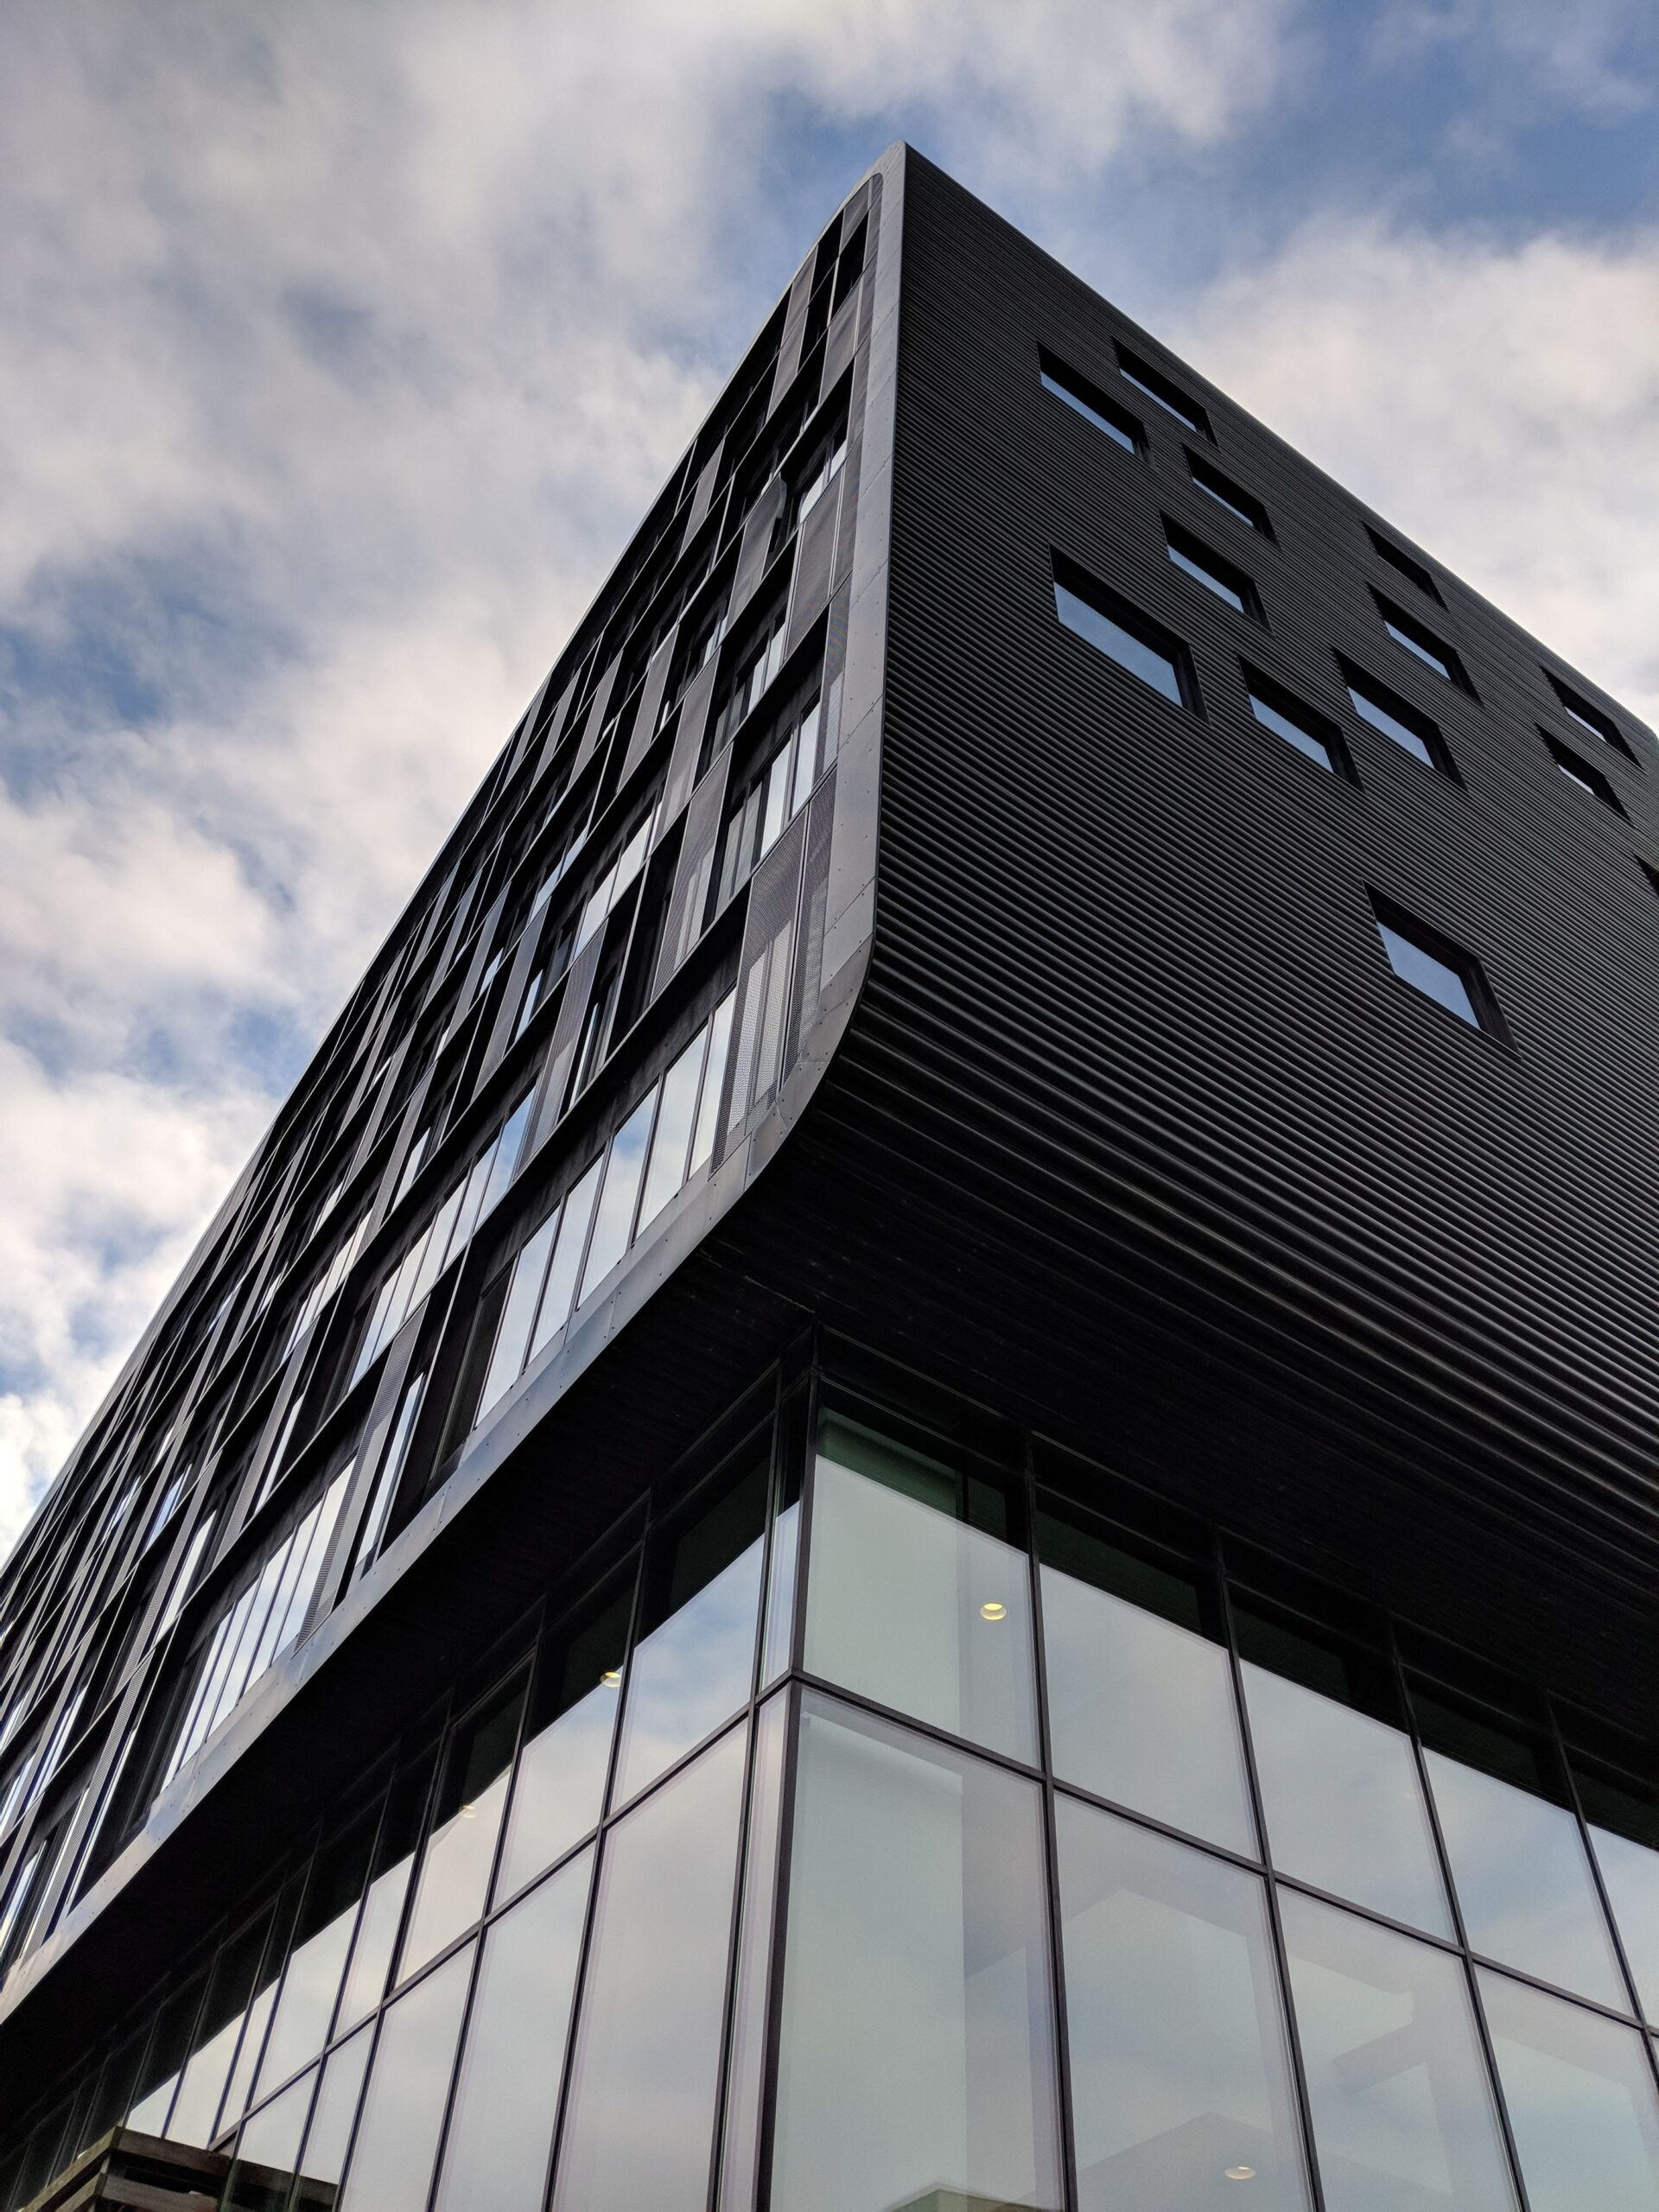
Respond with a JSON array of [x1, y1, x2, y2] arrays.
[[839, 151, 1658, 1699], [655, 752, 729, 994]]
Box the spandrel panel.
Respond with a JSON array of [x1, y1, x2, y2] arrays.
[[1057, 1793, 1311, 2212], [804, 1419, 1037, 1764], [431, 1847, 592, 2212], [1281, 1888, 1518, 2212], [1478, 1967, 1659, 2212], [1039, 1515, 1251, 1853], [338, 1942, 473, 2212], [551, 1722, 746, 2212], [770, 1692, 1063, 2212], [1426, 1751, 1625, 2006], [1243, 1662, 1452, 1937]]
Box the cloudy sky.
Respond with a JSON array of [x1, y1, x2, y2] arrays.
[[2, 0, 1657, 1562]]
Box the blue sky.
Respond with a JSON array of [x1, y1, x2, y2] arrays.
[[3, 0, 1658, 1560]]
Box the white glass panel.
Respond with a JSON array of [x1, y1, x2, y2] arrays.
[[1281, 1889, 1517, 2211], [1427, 1751, 1625, 2006], [805, 1425, 1038, 1764], [1058, 1796, 1311, 2212], [551, 1726, 746, 2212], [1479, 1967, 1659, 2212], [1043, 1560, 1253, 1853], [1244, 1663, 1452, 1936], [339, 1943, 473, 2212], [771, 1694, 1063, 2212], [432, 1849, 592, 2212]]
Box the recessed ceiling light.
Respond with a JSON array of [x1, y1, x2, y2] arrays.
[[1224, 2166, 1256, 2182], [979, 1600, 1007, 1622], [601, 1668, 622, 1686]]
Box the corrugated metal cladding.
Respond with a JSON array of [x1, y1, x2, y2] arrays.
[[798, 151, 1659, 1725]]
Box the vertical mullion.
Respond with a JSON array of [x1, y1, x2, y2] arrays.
[[1550, 1694, 1659, 2098]]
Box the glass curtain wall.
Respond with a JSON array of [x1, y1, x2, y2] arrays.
[[7, 1357, 1659, 2212]]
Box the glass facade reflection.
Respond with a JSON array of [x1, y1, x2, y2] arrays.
[[5, 1363, 1659, 2212]]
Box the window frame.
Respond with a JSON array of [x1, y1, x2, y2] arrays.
[[1366, 890, 1510, 1043], [1542, 731, 1627, 817], [1052, 552, 1203, 715], [1185, 449, 1274, 538], [1163, 517, 1267, 626], [1239, 664, 1355, 782], [1365, 525, 1444, 604], [1114, 342, 1213, 441], [1035, 346, 1143, 459], [1337, 656, 1461, 780], [1371, 591, 1478, 697]]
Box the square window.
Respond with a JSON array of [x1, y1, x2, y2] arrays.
[[1542, 731, 1626, 816], [1116, 344, 1212, 439], [1187, 452, 1273, 537], [1544, 670, 1636, 760], [1037, 347, 1141, 456], [1337, 657, 1458, 779], [1165, 519, 1264, 623], [1053, 555, 1199, 711], [1372, 593, 1476, 696], [1369, 893, 1506, 1038], [1365, 526, 1443, 604], [1242, 665, 1351, 779]]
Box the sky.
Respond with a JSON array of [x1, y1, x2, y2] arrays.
[[3, 0, 1658, 1565]]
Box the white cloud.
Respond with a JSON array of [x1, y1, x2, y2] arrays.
[[1373, 0, 1659, 118], [1166, 218, 1659, 721], [0, 0, 1306, 1560]]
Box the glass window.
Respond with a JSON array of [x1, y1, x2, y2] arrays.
[[1367, 527, 1443, 603], [254, 1813, 376, 2104], [1281, 1889, 1518, 2211], [578, 1089, 658, 1305], [1370, 899, 1497, 1033], [1544, 732, 1624, 813], [551, 1723, 746, 2212], [228, 2069, 315, 2201], [1055, 568, 1193, 710], [1056, 1794, 1311, 2212], [168, 1908, 274, 2145], [294, 2025, 372, 2200], [716, 1691, 789, 2212], [1376, 597, 1462, 685], [400, 1676, 525, 1982], [524, 1157, 603, 1365], [638, 1032, 707, 1230], [1038, 349, 1140, 454], [338, 1942, 473, 2212], [1240, 1653, 1452, 1936], [805, 1414, 1038, 1764], [495, 1580, 630, 1902], [771, 1693, 1063, 2212], [1038, 1506, 1254, 1853], [1478, 1967, 1659, 2212], [1190, 453, 1273, 535], [1580, 1770, 1659, 2023], [337, 1754, 435, 2033], [1166, 522, 1261, 620], [1117, 346, 1211, 438], [1344, 672, 1443, 769], [1546, 670, 1630, 755], [478, 1212, 559, 1419], [1424, 1748, 1626, 2007], [219, 1878, 303, 2135], [1245, 675, 1341, 774], [126, 1973, 205, 2133], [611, 1454, 766, 1806], [431, 1847, 592, 2212]]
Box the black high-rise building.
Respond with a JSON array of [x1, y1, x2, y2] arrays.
[[2, 144, 1656, 2212]]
